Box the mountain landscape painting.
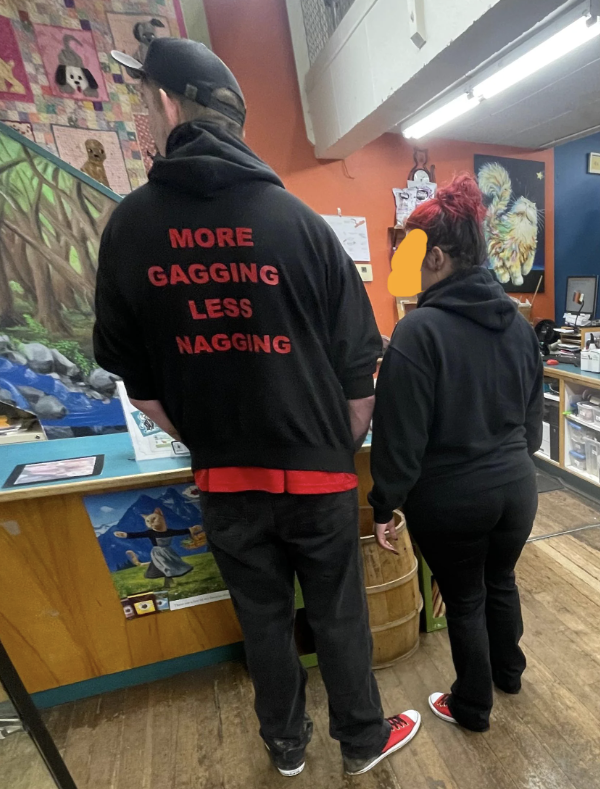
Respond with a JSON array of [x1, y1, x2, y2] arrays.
[[84, 483, 229, 617]]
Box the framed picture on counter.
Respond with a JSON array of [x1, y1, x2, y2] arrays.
[[3, 455, 104, 488]]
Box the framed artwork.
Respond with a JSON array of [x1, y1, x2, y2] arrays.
[[4, 455, 104, 488], [0, 16, 34, 104], [107, 13, 171, 83], [588, 153, 600, 175], [52, 125, 131, 194], [475, 154, 545, 293], [34, 24, 108, 102]]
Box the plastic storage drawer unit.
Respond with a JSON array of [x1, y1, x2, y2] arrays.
[[578, 403, 596, 422], [569, 450, 587, 471], [585, 438, 600, 476]]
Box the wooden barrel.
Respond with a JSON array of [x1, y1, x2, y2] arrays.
[[359, 506, 422, 669]]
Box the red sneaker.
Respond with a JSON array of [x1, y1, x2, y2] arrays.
[[429, 693, 457, 724], [343, 711, 421, 775]]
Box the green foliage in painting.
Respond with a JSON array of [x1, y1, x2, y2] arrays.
[[111, 553, 225, 601], [0, 124, 118, 370]]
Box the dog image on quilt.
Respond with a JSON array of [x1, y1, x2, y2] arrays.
[[133, 18, 165, 64], [54, 35, 99, 98], [80, 139, 110, 188]]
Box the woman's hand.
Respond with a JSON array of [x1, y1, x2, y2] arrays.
[[374, 519, 399, 554], [114, 531, 127, 539]]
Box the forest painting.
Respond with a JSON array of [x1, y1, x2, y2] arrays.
[[0, 122, 126, 437]]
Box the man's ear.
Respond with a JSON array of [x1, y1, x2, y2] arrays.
[[159, 88, 182, 130]]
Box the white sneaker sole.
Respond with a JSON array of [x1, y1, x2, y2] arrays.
[[277, 763, 305, 777], [428, 697, 458, 725], [264, 743, 306, 777], [345, 713, 421, 776]]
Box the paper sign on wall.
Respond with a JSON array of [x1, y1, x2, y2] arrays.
[[322, 215, 371, 261]]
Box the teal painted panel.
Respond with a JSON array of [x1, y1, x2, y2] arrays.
[[31, 643, 245, 709]]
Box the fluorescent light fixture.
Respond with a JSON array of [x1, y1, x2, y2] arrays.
[[475, 14, 600, 99], [403, 12, 600, 140], [403, 93, 479, 139]]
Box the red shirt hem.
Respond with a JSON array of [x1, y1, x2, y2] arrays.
[[195, 467, 357, 495]]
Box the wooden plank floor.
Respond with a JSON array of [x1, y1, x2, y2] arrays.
[[531, 487, 600, 538], [0, 729, 58, 788], [3, 487, 600, 789]]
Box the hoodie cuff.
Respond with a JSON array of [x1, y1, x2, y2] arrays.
[[343, 375, 375, 400], [368, 491, 395, 524], [123, 378, 159, 402], [372, 506, 394, 525]]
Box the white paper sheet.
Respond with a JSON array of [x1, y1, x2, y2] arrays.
[[322, 215, 371, 261]]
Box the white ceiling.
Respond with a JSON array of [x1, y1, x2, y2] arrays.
[[399, 35, 600, 149]]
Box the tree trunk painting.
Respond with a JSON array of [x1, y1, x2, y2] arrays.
[[0, 122, 125, 438]]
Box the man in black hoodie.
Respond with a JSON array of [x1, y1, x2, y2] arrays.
[[94, 38, 420, 777]]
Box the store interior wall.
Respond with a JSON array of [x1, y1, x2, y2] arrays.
[[179, 0, 211, 47], [203, 0, 555, 338], [554, 131, 600, 323]]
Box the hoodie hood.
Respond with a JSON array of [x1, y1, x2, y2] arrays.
[[148, 120, 284, 196], [418, 266, 517, 332]]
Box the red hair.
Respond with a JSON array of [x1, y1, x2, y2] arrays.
[[406, 174, 487, 270]]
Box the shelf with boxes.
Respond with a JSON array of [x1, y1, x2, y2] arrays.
[[564, 383, 600, 485], [536, 364, 600, 491]]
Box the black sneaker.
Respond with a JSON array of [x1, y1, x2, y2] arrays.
[[264, 713, 313, 777]]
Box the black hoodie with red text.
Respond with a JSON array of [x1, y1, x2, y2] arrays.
[[368, 267, 543, 524], [94, 121, 381, 473]]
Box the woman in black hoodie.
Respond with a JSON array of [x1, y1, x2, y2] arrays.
[[369, 175, 543, 733]]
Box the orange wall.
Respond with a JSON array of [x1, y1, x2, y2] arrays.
[[203, 0, 554, 337]]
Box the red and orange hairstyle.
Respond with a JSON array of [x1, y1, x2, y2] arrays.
[[405, 174, 488, 271]]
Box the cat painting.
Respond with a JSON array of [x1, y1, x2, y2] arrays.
[[477, 160, 542, 290], [115, 507, 194, 588]]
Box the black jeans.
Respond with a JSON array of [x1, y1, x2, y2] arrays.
[[199, 489, 390, 759], [404, 473, 538, 731]]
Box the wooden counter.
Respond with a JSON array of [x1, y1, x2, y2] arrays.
[[0, 433, 242, 697], [0, 433, 374, 700]]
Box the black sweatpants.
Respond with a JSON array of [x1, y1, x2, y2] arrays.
[[404, 473, 538, 731], [199, 489, 390, 759]]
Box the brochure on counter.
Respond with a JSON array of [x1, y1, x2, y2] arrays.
[[117, 382, 190, 462]]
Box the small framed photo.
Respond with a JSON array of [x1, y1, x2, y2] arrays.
[[588, 153, 600, 175]]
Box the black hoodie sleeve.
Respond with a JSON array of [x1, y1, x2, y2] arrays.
[[368, 342, 435, 523], [93, 222, 158, 400], [328, 248, 382, 399], [525, 353, 544, 456]]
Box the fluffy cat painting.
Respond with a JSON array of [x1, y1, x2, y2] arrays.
[[475, 155, 545, 293]]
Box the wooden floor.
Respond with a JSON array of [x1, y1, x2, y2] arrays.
[[0, 729, 58, 789], [3, 486, 600, 789]]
